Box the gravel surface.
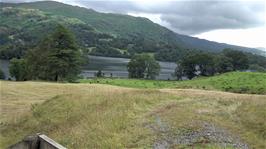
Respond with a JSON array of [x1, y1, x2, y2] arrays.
[[148, 116, 249, 149]]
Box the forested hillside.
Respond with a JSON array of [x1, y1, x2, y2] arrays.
[[1, 1, 265, 61]]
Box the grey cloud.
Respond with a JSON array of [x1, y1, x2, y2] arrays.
[[158, 1, 265, 34], [0, 0, 42, 2], [76, 1, 140, 13], [69, 0, 266, 35], [1, 0, 265, 35]]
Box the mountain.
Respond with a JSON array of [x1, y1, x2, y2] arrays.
[[0, 1, 265, 60]]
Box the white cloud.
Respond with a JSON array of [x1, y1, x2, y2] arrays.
[[194, 27, 266, 48]]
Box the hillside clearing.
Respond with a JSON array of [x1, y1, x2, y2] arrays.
[[1, 81, 265, 148]]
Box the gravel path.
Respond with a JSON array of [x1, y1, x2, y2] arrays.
[[148, 116, 249, 149]]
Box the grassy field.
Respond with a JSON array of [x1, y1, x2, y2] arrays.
[[80, 72, 266, 94], [1, 80, 266, 148]]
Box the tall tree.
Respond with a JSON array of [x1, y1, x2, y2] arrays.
[[177, 52, 216, 79], [145, 55, 160, 79], [127, 54, 160, 79], [26, 25, 82, 81], [222, 49, 249, 70], [179, 54, 198, 79], [196, 53, 216, 76], [215, 55, 233, 73], [9, 58, 27, 81]]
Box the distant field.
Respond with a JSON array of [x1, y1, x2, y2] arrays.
[[80, 72, 266, 94], [80, 78, 177, 88], [1, 81, 266, 148], [176, 72, 266, 94]]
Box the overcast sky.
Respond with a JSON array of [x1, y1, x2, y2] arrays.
[[1, 0, 265, 49]]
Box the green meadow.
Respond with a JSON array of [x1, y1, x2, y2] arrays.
[[80, 72, 266, 94]]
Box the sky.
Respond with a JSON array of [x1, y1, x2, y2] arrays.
[[2, 0, 266, 49]]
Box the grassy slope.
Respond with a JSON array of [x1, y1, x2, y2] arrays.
[[80, 72, 266, 94], [176, 72, 266, 94], [1, 80, 266, 148]]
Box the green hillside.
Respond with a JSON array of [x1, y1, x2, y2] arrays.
[[0, 1, 180, 60], [1, 1, 265, 61], [80, 72, 266, 94], [0, 6, 117, 59], [1, 1, 179, 42]]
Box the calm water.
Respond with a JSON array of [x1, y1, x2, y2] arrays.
[[82, 56, 177, 80], [0, 59, 10, 80], [0, 56, 177, 80]]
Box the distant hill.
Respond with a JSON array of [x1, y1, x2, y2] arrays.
[[0, 1, 265, 60], [256, 47, 266, 56]]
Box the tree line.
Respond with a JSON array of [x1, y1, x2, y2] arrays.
[[126, 48, 256, 80], [1, 24, 265, 81], [174, 49, 250, 80]]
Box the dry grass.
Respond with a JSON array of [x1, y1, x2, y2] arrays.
[[0, 81, 265, 148], [160, 89, 266, 101], [0, 81, 177, 148], [152, 89, 266, 148]]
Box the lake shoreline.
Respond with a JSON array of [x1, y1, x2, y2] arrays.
[[1, 55, 177, 80]]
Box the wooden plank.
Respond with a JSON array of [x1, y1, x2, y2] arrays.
[[38, 134, 67, 149]]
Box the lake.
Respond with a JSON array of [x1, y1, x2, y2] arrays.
[[0, 55, 177, 80], [82, 56, 177, 80]]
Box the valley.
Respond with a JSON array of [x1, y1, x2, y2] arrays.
[[0, 1, 266, 148]]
